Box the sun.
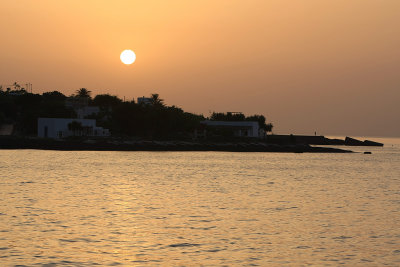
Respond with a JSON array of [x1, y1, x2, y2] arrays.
[[120, 50, 136, 65]]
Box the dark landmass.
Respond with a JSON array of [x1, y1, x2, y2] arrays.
[[0, 136, 352, 153], [343, 136, 383, 146], [0, 89, 274, 140], [0, 88, 383, 152], [266, 135, 384, 147]]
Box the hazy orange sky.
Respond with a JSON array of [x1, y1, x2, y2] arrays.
[[1, 0, 399, 137]]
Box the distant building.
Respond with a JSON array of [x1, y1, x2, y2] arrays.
[[76, 106, 100, 119], [38, 118, 109, 139], [200, 120, 261, 138], [7, 90, 27, 96], [137, 96, 152, 105], [65, 97, 100, 119]]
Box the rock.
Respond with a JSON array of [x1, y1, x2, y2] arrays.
[[363, 140, 384, 147], [345, 137, 365, 146]]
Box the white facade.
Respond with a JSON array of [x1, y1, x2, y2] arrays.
[[137, 97, 152, 105], [38, 118, 109, 139], [201, 120, 260, 138]]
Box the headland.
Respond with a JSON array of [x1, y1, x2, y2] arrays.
[[0, 88, 383, 153]]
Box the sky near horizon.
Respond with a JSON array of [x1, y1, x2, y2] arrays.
[[1, 0, 399, 137]]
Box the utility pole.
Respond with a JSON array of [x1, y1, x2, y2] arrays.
[[25, 83, 32, 93]]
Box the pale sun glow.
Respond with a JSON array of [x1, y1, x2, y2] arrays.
[[120, 50, 136, 65]]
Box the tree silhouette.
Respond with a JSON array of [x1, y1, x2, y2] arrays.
[[68, 121, 83, 136], [210, 112, 274, 136], [76, 88, 91, 98], [13, 82, 21, 91], [93, 94, 122, 108], [210, 112, 245, 121], [150, 93, 164, 106], [42, 91, 66, 101], [265, 123, 273, 134]]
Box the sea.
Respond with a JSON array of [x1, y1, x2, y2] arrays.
[[1, 137, 399, 266]]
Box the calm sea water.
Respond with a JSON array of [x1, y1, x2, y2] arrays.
[[1, 139, 400, 266]]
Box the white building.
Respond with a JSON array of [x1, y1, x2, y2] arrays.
[[200, 120, 261, 138], [137, 96, 152, 105], [38, 118, 109, 139]]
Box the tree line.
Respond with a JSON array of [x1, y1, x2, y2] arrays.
[[0, 87, 273, 139]]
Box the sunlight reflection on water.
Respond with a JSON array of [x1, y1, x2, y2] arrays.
[[0, 146, 399, 266]]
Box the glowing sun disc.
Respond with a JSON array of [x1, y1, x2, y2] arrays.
[[120, 50, 136, 65]]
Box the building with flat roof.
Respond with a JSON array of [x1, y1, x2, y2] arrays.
[[137, 96, 152, 105], [200, 120, 261, 138], [38, 118, 109, 139]]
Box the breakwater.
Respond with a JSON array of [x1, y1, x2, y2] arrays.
[[0, 137, 352, 153], [266, 135, 384, 146]]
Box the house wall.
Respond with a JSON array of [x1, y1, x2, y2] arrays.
[[137, 97, 152, 105], [201, 120, 260, 138], [38, 118, 98, 139]]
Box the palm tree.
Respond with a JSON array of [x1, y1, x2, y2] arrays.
[[150, 93, 164, 106], [13, 82, 20, 91], [76, 88, 91, 98]]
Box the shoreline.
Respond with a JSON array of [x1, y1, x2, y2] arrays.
[[0, 137, 353, 153]]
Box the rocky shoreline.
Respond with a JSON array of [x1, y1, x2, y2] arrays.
[[0, 137, 353, 153], [266, 135, 384, 146]]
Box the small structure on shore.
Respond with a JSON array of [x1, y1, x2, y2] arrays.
[[137, 96, 152, 105], [199, 120, 261, 138], [38, 118, 109, 139]]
